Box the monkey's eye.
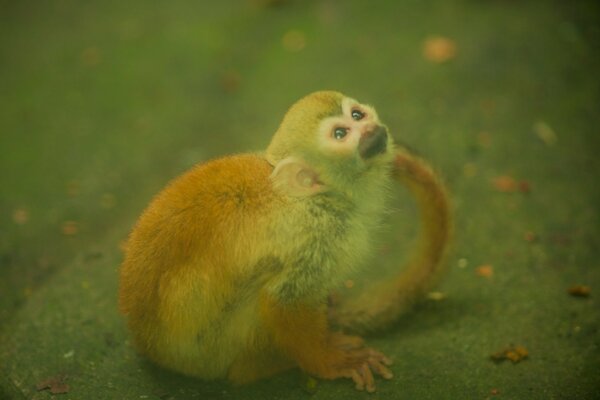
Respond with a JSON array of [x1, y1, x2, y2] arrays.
[[333, 127, 348, 140], [351, 109, 365, 121]]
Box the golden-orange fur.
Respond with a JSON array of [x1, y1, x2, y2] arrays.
[[119, 91, 451, 392]]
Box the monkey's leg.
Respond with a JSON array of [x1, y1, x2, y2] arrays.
[[259, 294, 393, 392], [228, 347, 294, 384]]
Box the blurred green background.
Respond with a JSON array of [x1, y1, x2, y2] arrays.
[[1, 0, 599, 399]]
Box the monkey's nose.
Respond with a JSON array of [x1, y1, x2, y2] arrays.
[[358, 125, 388, 160]]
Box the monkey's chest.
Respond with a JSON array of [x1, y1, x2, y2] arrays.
[[270, 203, 379, 300]]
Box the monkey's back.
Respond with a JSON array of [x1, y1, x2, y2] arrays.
[[119, 153, 280, 378]]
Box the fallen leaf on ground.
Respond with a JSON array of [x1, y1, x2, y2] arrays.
[[81, 47, 102, 67], [491, 345, 528, 364], [492, 175, 518, 192], [476, 265, 494, 278], [568, 285, 591, 298], [220, 69, 242, 93], [518, 180, 531, 193], [282, 30, 306, 52], [66, 180, 80, 197], [36, 374, 70, 394], [61, 221, 79, 236], [423, 36, 456, 63], [12, 208, 29, 224], [480, 99, 496, 116], [477, 131, 492, 148], [492, 176, 531, 194], [523, 231, 537, 242]]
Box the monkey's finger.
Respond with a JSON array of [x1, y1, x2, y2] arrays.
[[367, 348, 393, 366], [368, 356, 394, 380], [349, 369, 365, 391], [360, 364, 376, 393]]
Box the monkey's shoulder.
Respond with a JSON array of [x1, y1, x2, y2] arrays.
[[153, 153, 277, 214], [178, 153, 272, 191], [125, 154, 278, 270]]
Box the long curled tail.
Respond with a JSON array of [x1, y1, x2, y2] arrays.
[[334, 148, 452, 334]]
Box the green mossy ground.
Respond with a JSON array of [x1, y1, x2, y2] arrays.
[[1, 1, 599, 399]]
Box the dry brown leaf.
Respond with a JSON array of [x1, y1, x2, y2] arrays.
[[476, 264, 494, 278], [568, 285, 591, 298], [491, 345, 528, 364], [81, 46, 102, 67], [36, 374, 70, 394], [66, 180, 80, 197], [12, 208, 29, 224], [518, 180, 531, 193], [220, 70, 242, 93], [477, 131, 492, 148], [61, 221, 79, 236], [282, 30, 306, 52], [523, 231, 537, 242], [423, 36, 456, 63], [480, 99, 497, 116], [492, 175, 518, 193]]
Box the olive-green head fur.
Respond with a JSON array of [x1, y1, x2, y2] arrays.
[[267, 91, 344, 163], [267, 91, 395, 199]]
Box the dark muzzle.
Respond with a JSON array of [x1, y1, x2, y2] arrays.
[[358, 125, 388, 160]]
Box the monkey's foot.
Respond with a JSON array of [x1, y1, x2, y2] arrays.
[[321, 333, 393, 393]]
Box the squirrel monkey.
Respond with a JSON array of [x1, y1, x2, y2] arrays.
[[119, 91, 451, 392]]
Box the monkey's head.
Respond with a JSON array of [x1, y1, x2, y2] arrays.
[[267, 91, 394, 198]]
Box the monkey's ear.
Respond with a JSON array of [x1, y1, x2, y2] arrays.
[[270, 158, 327, 197]]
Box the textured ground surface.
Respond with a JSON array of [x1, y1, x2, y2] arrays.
[[1, 1, 599, 399]]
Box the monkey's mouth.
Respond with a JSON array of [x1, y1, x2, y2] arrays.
[[358, 125, 388, 160]]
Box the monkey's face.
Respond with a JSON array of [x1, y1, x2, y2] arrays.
[[316, 97, 392, 164], [304, 95, 395, 194], [267, 92, 394, 198]]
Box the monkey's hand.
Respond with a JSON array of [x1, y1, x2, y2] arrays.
[[260, 295, 393, 392], [321, 332, 393, 392]]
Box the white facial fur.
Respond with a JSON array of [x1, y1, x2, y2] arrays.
[[317, 97, 381, 156]]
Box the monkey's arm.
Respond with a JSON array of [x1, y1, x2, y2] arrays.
[[334, 148, 452, 333], [258, 293, 392, 392]]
